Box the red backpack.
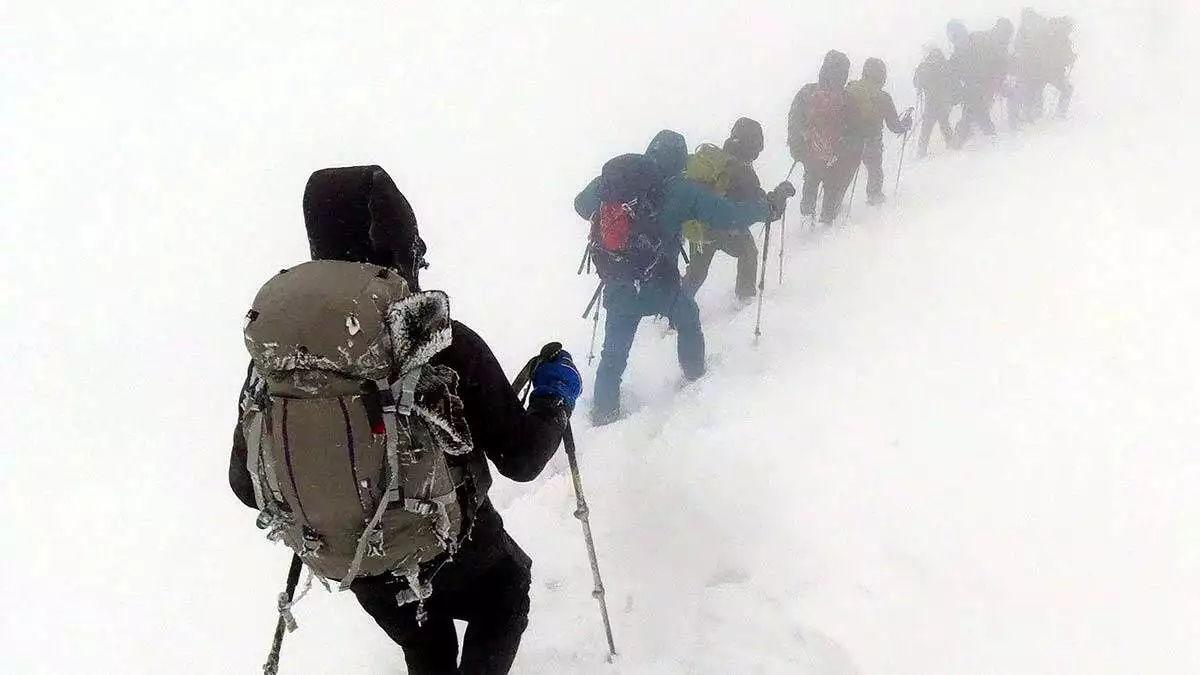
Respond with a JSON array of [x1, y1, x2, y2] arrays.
[[588, 153, 667, 282], [805, 88, 848, 166], [790, 85, 850, 167]]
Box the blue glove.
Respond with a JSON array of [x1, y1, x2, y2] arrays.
[[531, 350, 583, 412]]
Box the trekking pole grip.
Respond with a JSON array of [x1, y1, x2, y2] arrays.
[[512, 342, 566, 400], [539, 341, 564, 361]]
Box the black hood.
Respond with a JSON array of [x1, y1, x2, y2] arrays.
[[302, 165, 427, 291], [818, 50, 851, 89], [724, 117, 764, 162], [863, 57, 887, 86]]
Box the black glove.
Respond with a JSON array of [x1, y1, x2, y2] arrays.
[[899, 108, 915, 134], [766, 181, 795, 221]]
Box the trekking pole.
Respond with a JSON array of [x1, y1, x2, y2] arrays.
[[576, 243, 592, 276], [262, 554, 303, 675], [894, 107, 914, 197], [564, 423, 617, 661], [842, 165, 861, 226], [895, 128, 911, 196], [776, 160, 799, 286], [511, 343, 617, 662], [754, 219, 772, 343], [777, 209, 786, 285], [581, 281, 604, 365]]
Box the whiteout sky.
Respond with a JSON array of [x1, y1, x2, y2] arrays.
[[3, 1, 1199, 674]]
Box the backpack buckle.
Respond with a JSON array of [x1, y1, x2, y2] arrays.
[[404, 498, 437, 516], [300, 526, 325, 557], [392, 368, 422, 416], [366, 526, 386, 557]]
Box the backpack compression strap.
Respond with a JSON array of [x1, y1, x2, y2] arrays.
[[245, 403, 287, 513], [338, 366, 428, 590]]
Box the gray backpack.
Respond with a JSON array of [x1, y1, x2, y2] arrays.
[[240, 260, 474, 593]]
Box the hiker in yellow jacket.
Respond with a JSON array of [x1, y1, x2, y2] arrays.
[[681, 118, 768, 302], [847, 58, 913, 205]]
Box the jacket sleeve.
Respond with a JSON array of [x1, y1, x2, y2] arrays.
[[882, 93, 906, 134], [675, 178, 772, 231], [447, 321, 566, 483], [574, 176, 602, 221], [725, 163, 764, 202], [228, 363, 259, 510], [786, 86, 812, 162]]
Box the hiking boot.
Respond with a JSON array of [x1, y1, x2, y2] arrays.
[[590, 406, 622, 427], [866, 192, 886, 206]]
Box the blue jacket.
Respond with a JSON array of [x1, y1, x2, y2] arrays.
[[574, 130, 773, 238], [574, 130, 773, 316]]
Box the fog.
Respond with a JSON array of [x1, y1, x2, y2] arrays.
[[3, 1, 1198, 673]]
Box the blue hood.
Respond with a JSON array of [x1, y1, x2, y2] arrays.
[[645, 130, 688, 178]]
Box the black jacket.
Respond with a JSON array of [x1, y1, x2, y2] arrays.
[[228, 319, 567, 558]]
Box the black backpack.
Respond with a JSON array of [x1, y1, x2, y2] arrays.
[[588, 154, 668, 282]]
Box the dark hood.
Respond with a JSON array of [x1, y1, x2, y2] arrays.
[[645, 129, 688, 178], [724, 117, 764, 162], [862, 57, 887, 87], [818, 50, 851, 89], [302, 165, 427, 291]]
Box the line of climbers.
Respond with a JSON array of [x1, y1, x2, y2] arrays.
[[579, 8, 1075, 426], [916, 9, 1077, 154], [226, 7, 1077, 675]]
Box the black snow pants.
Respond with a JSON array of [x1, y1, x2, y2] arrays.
[[351, 502, 533, 675], [801, 149, 862, 223], [918, 104, 955, 155], [955, 87, 996, 143], [862, 136, 885, 199]]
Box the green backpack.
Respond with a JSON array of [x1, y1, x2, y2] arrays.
[[682, 143, 737, 246], [240, 260, 474, 595]]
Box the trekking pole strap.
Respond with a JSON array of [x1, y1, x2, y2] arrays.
[[511, 341, 563, 402], [263, 554, 303, 675]]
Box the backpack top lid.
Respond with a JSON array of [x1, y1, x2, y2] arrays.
[[598, 153, 665, 206], [245, 260, 411, 390], [686, 144, 736, 191], [303, 166, 427, 291]]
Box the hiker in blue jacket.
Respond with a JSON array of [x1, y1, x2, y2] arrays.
[[575, 129, 794, 425]]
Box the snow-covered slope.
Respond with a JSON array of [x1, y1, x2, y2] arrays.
[[3, 2, 1198, 674]]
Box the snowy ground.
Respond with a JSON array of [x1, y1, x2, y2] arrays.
[[4, 1, 1200, 674]]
